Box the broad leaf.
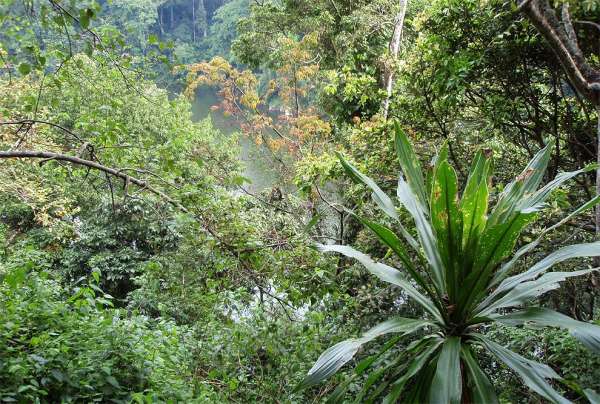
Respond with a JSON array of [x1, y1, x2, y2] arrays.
[[585, 389, 600, 404], [298, 317, 432, 390], [429, 337, 462, 404], [394, 122, 428, 207], [472, 212, 536, 276], [462, 212, 536, 309], [460, 152, 490, 256], [494, 307, 600, 354], [486, 242, 600, 305], [475, 335, 569, 404], [397, 177, 446, 294], [355, 216, 434, 299], [430, 160, 462, 299], [318, 244, 444, 323], [382, 337, 443, 403], [480, 268, 597, 315], [488, 142, 553, 226], [517, 165, 598, 213], [490, 196, 600, 288], [461, 345, 499, 404]]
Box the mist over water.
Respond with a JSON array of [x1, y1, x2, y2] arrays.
[[191, 88, 278, 193]]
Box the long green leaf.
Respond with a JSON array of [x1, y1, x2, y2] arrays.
[[488, 142, 553, 226], [460, 153, 490, 256], [480, 268, 597, 315], [430, 160, 462, 299], [397, 176, 446, 294], [490, 195, 600, 288], [475, 335, 570, 404], [331, 335, 403, 404], [429, 337, 462, 404], [471, 212, 536, 276], [426, 145, 449, 200], [494, 307, 600, 354], [461, 212, 536, 310], [461, 345, 499, 404], [394, 122, 428, 207], [297, 317, 431, 390], [337, 153, 398, 220], [484, 242, 600, 307], [382, 337, 444, 403], [360, 336, 439, 404], [318, 244, 445, 323], [355, 216, 436, 301], [585, 389, 600, 404], [517, 165, 598, 213]]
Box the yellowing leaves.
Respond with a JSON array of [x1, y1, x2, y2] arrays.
[[183, 40, 328, 175]]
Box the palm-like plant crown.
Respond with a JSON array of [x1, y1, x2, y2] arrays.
[[299, 124, 600, 403]]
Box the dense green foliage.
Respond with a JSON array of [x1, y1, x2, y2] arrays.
[[0, 268, 195, 402], [299, 126, 600, 402], [1, 0, 600, 402]]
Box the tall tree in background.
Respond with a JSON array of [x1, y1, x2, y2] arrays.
[[518, 0, 600, 257], [382, 0, 408, 120]]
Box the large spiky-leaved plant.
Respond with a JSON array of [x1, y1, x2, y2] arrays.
[[298, 124, 600, 403]]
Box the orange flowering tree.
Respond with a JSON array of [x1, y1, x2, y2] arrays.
[[184, 33, 331, 171]]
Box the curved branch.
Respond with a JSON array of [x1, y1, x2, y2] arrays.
[[0, 150, 187, 213], [1, 119, 83, 142]]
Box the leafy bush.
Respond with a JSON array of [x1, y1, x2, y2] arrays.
[[59, 200, 181, 302], [190, 306, 339, 402], [0, 267, 196, 403]]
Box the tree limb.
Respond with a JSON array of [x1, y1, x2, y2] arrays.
[[0, 150, 188, 213]]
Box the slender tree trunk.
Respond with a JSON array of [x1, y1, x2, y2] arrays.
[[382, 0, 408, 120], [594, 105, 600, 266], [201, 0, 207, 37], [170, 4, 174, 29], [158, 7, 164, 34], [192, 0, 196, 42]]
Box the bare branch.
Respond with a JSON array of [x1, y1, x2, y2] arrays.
[[575, 20, 600, 34], [1, 119, 83, 142], [517, 0, 535, 12]]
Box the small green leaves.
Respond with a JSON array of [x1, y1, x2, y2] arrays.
[[18, 63, 31, 76], [79, 8, 95, 30]]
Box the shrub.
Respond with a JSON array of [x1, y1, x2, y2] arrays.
[[0, 267, 196, 402]]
